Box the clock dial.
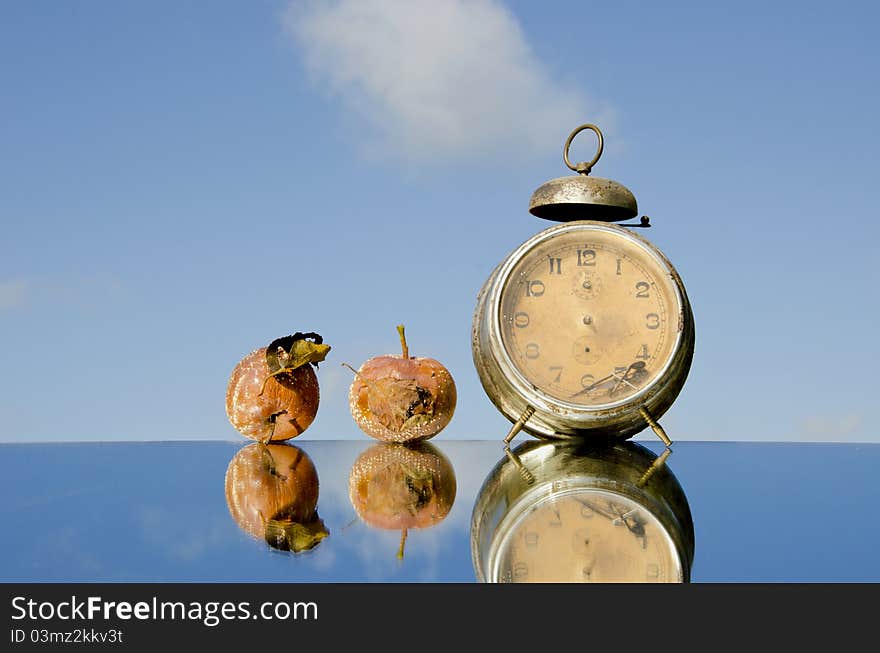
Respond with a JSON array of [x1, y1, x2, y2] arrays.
[[499, 225, 681, 408], [491, 489, 682, 583]]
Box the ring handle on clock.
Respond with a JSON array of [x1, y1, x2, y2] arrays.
[[563, 123, 604, 175]]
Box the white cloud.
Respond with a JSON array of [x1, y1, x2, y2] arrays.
[[284, 0, 593, 163], [801, 413, 865, 442], [0, 279, 27, 311]]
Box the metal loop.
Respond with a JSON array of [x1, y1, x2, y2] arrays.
[[563, 123, 604, 175]]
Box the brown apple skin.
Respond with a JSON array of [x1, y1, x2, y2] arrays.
[[226, 348, 320, 441], [224, 443, 321, 542], [348, 354, 456, 443], [348, 442, 456, 531]]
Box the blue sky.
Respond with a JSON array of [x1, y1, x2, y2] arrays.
[[2, 1, 877, 443]]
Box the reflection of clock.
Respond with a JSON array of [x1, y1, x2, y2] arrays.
[[471, 124, 694, 441], [471, 439, 694, 583]]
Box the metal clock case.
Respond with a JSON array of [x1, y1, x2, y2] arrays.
[[470, 439, 695, 583], [471, 124, 694, 441]]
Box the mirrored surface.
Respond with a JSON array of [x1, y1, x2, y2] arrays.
[[1, 439, 878, 582], [471, 440, 694, 582]]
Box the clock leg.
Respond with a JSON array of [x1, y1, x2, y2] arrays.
[[639, 406, 672, 447], [503, 405, 535, 444], [637, 447, 671, 488], [503, 445, 536, 486]]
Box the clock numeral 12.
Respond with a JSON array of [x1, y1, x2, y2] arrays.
[[577, 249, 596, 266]]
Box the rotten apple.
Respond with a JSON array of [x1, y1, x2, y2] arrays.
[[346, 325, 456, 442], [226, 332, 330, 442]]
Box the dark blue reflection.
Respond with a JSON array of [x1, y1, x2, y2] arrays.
[[0, 440, 878, 582]]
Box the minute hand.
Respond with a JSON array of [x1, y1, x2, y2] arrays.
[[569, 372, 616, 399], [569, 361, 646, 399]]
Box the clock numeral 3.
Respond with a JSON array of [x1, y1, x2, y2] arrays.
[[646, 313, 660, 330]]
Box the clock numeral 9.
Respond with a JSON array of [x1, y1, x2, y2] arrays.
[[525, 280, 545, 297], [646, 313, 660, 330], [513, 312, 530, 328], [513, 562, 529, 579]]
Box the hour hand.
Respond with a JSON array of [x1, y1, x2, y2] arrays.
[[569, 372, 615, 398]]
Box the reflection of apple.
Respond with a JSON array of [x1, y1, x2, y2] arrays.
[[348, 442, 456, 558], [346, 325, 456, 443], [225, 442, 328, 552]]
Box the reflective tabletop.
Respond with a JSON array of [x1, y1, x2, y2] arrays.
[[1, 439, 878, 582]]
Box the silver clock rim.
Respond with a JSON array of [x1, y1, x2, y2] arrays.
[[486, 483, 684, 583], [472, 219, 694, 438], [492, 220, 685, 412]]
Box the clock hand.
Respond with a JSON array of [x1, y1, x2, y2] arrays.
[[612, 508, 639, 525], [575, 498, 618, 521], [569, 373, 615, 399], [609, 361, 647, 396], [569, 361, 646, 399]]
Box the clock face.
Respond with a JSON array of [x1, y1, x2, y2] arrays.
[[490, 488, 683, 583], [499, 223, 683, 408]]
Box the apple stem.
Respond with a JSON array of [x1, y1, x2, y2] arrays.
[[397, 324, 409, 359], [397, 528, 408, 560]]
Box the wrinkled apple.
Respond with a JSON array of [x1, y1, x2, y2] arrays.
[[226, 332, 330, 442], [346, 325, 456, 442]]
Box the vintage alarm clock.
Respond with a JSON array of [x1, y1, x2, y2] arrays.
[[472, 124, 694, 442], [470, 439, 695, 583]]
